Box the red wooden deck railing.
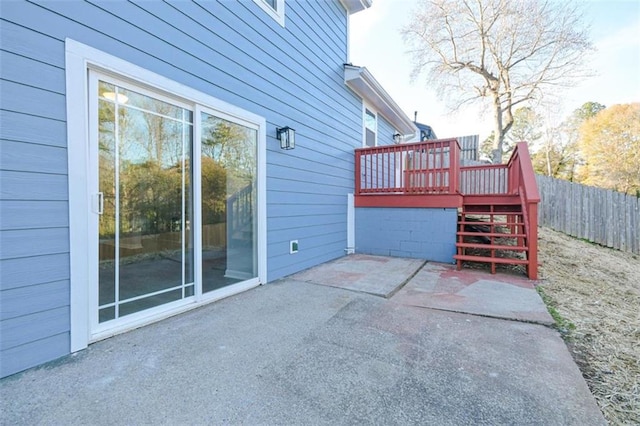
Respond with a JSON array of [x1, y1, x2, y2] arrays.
[[355, 139, 538, 202], [354, 139, 462, 207]]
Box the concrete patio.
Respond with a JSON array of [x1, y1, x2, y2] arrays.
[[0, 255, 604, 425]]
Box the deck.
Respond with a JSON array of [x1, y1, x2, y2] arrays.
[[354, 139, 541, 279]]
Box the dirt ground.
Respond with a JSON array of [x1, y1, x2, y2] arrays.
[[536, 227, 640, 425]]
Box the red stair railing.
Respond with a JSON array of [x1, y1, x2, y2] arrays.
[[506, 142, 540, 279]]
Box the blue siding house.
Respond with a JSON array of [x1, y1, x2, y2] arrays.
[[0, 0, 418, 377]]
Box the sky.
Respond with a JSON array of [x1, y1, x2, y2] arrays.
[[349, 0, 640, 140]]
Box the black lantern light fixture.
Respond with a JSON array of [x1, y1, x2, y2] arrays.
[[393, 132, 402, 144], [277, 126, 295, 150]]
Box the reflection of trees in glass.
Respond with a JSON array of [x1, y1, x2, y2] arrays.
[[201, 117, 256, 228], [139, 99, 185, 167], [201, 157, 227, 225], [98, 100, 125, 239], [118, 160, 184, 237], [98, 90, 192, 239], [119, 102, 189, 238], [202, 119, 255, 192]]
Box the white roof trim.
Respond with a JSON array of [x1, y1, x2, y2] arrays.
[[339, 0, 373, 14], [344, 65, 418, 137]]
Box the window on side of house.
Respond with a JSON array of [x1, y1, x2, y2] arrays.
[[253, 0, 285, 26], [364, 107, 377, 147]]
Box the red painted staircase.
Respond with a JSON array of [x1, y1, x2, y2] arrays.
[[454, 143, 540, 279], [454, 195, 532, 275]]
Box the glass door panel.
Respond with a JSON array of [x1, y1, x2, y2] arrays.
[[201, 112, 258, 293], [97, 80, 194, 323]]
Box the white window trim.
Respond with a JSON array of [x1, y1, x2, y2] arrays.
[[362, 102, 378, 147], [253, 0, 285, 27], [65, 38, 267, 352]]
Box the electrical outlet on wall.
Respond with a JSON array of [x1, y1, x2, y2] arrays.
[[290, 240, 299, 254]]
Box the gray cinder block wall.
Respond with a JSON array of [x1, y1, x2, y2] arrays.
[[355, 207, 457, 263]]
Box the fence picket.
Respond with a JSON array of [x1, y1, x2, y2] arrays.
[[536, 174, 640, 254]]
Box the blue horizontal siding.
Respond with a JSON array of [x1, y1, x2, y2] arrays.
[[1, 306, 69, 351], [2, 1, 359, 141], [377, 115, 397, 147], [0, 49, 65, 93], [0, 19, 65, 67], [1, 141, 68, 174], [267, 144, 355, 172], [0, 253, 70, 291], [268, 214, 346, 232], [0, 110, 67, 148], [268, 203, 345, 217], [0, 228, 70, 260], [268, 238, 346, 281], [267, 224, 346, 243], [0, 80, 66, 120], [267, 222, 347, 243], [267, 166, 353, 191], [0, 200, 69, 230], [0, 171, 68, 200], [125, 1, 355, 127], [0, 333, 69, 378], [266, 191, 348, 206], [1, 9, 77, 381], [1, 280, 69, 321]]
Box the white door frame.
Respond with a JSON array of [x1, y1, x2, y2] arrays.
[[66, 39, 267, 352]]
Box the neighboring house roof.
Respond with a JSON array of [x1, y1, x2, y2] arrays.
[[414, 121, 437, 140], [340, 0, 373, 14], [344, 65, 418, 137]]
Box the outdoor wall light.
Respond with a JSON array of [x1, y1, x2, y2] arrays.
[[393, 132, 402, 144], [277, 126, 295, 150]]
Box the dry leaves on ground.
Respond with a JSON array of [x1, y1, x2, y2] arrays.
[[537, 227, 640, 425]]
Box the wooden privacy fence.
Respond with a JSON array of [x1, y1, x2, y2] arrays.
[[457, 135, 479, 161], [536, 175, 640, 254]]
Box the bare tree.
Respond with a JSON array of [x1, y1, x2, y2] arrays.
[[402, 0, 593, 163]]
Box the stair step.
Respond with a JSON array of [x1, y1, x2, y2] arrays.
[[453, 255, 529, 265], [462, 204, 522, 212], [456, 243, 528, 251], [457, 232, 526, 238], [463, 195, 521, 205], [458, 221, 523, 226], [460, 210, 522, 216], [463, 202, 522, 207]]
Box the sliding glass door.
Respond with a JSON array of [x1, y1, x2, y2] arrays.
[[200, 112, 258, 293], [90, 73, 260, 333], [96, 80, 194, 323]]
